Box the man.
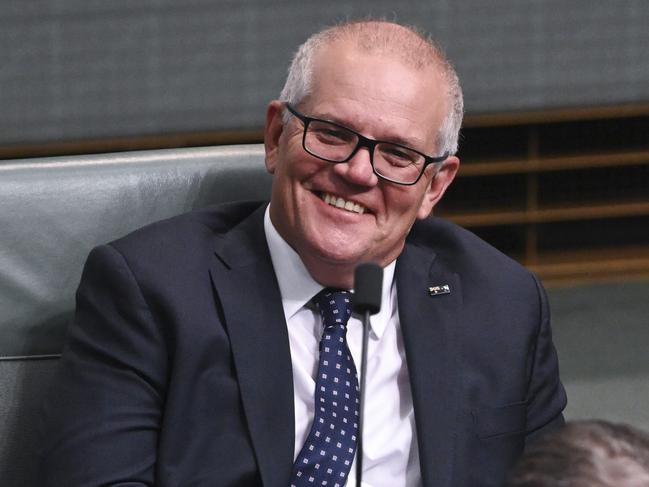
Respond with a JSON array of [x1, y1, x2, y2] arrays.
[[40, 20, 566, 486], [507, 420, 649, 487]]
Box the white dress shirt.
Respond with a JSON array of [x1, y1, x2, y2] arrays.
[[264, 205, 422, 487]]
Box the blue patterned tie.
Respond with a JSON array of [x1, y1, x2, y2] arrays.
[[290, 289, 359, 487]]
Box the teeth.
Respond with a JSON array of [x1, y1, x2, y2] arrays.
[[321, 193, 366, 214]]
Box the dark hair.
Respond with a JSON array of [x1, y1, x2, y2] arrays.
[[508, 420, 649, 487]]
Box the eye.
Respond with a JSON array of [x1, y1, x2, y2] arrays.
[[310, 122, 355, 145], [379, 144, 420, 167]]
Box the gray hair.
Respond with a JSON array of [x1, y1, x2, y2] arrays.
[[508, 420, 649, 487], [279, 20, 464, 155]]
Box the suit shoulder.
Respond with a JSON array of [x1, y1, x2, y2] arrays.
[[105, 201, 264, 266], [408, 217, 534, 283], [113, 201, 263, 245]]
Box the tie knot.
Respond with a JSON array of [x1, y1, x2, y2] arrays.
[[312, 288, 353, 328]]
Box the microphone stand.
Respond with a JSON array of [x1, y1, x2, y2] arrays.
[[352, 262, 382, 487], [355, 309, 371, 487]]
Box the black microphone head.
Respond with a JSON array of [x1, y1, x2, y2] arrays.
[[353, 262, 383, 315]]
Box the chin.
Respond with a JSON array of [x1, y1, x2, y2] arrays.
[[305, 238, 368, 268]]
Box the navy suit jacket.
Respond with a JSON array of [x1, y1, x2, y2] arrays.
[[39, 202, 566, 487]]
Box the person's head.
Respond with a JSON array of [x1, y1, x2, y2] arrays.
[[508, 420, 649, 487], [264, 20, 463, 288]]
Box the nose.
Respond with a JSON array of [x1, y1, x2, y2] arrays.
[[331, 146, 379, 187]]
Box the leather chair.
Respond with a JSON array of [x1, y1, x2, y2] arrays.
[[0, 145, 271, 486], [4, 144, 648, 485]]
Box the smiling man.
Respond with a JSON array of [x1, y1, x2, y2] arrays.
[[40, 20, 566, 487], [264, 28, 459, 291]]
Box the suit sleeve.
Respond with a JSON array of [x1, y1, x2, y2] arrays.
[[38, 244, 169, 486], [524, 273, 567, 445]]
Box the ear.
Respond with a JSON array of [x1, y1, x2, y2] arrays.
[[416, 155, 460, 220], [264, 100, 285, 174]]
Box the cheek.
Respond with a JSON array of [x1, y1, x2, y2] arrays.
[[384, 186, 423, 216], [378, 186, 430, 237], [282, 147, 323, 181]]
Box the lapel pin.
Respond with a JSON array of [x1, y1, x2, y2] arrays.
[[428, 284, 451, 296]]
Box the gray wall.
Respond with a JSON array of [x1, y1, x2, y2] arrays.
[[549, 280, 649, 431], [2, 1, 649, 145]]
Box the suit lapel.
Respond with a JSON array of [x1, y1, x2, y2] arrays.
[[209, 207, 294, 486], [397, 242, 462, 487]]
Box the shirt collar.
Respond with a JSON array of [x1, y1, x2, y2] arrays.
[[264, 205, 323, 321], [264, 204, 396, 338]]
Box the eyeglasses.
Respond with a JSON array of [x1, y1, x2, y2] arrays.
[[285, 103, 448, 186]]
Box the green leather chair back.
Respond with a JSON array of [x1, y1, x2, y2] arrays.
[[0, 145, 270, 486]]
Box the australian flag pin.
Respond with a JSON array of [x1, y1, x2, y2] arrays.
[[428, 284, 451, 296]]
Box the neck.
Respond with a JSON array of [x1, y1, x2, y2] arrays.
[[301, 256, 356, 290], [299, 248, 399, 290]]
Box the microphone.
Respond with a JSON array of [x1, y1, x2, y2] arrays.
[[352, 262, 383, 487], [353, 263, 383, 315]]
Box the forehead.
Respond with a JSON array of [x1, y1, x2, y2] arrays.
[[306, 40, 448, 148]]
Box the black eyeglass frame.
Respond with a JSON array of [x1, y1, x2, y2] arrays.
[[285, 103, 449, 186]]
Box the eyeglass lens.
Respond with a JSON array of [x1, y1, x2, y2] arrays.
[[304, 120, 426, 184]]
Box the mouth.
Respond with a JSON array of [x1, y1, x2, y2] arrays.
[[319, 192, 367, 214]]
